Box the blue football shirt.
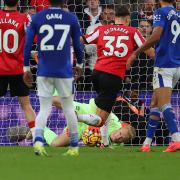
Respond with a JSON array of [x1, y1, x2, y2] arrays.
[[153, 6, 180, 68], [24, 7, 83, 78]]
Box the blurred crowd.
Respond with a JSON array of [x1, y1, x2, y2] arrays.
[[1, 0, 180, 91]]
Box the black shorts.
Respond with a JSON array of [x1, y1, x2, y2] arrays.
[[0, 75, 29, 97], [92, 70, 123, 113]]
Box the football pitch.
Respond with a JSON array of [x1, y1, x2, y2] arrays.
[[0, 146, 180, 180]]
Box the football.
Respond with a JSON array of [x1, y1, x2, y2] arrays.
[[82, 128, 101, 147]]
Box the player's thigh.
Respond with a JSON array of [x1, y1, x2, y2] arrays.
[[153, 67, 176, 89], [37, 76, 55, 97], [150, 92, 158, 108], [91, 70, 101, 93], [172, 67, 180, 88], [0, 76, 9, 96], [95, 71, 123, 113], [153, 67, 174, 106], [154, 88, 172, 107], [9, 75, 29, 97], [54, 78, 74, 98]]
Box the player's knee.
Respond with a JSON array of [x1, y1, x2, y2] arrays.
[[149, 108, 161, 120]]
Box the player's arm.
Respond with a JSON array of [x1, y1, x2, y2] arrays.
[[127, 9, 165, 70], [44, 127, 70, 147], [23, 17, 36, 87], [136, 27, 162, 56], [81, 27, 99, 44], [71, 15, 84, 79]]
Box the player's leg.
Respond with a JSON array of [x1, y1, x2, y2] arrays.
[[0, 75, 8, 96], [9, 75, 36, 139], [55, 78, 79, 156], [141, 92, 161, 152], [155, 68, 180, 152], [100, 113, 112, 146], [91, 71, 123, 147], [33, 77, 54, 156], [18, 96, 36, 137], [52, 91, 102, 126], [92, 70, 123, 127]]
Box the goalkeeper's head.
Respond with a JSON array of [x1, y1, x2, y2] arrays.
[[48, 0, 65, 6], [3, 0, 19, 7], [110, 125, 136, 143], [115, 5, 131, 26]]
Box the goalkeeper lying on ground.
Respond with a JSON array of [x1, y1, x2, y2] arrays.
[[7, 93, 135, 146]]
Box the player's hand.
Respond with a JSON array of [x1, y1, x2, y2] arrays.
[[23, 71, 33, 88], [88, 126, 100, 134], [74, 66, 83, 80], [126, 52, 137, 70]]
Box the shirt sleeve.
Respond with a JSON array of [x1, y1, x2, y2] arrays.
[[83, 26, 100, 44], [24, 14, 31, 31], [153, 9, 166, 28], [71, 15, 84, 65], [24, 16, 36, 67], [134, 29, 146, 47]]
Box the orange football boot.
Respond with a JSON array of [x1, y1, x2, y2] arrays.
[[140, 144, 151, 152], [163, 142, 180, 152]]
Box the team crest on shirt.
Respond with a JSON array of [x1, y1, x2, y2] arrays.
[[153, 14, 161, 21]]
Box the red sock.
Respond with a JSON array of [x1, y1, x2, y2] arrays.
[[27, 121, 35, 129]]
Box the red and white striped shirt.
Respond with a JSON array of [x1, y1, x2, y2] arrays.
[[84, 24, 145, 79], [0, 10, 30, 75]]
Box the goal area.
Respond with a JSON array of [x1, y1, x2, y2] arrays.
[[0, 0, 179, 146]]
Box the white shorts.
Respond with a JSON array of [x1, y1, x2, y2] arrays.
[[37, 76, 74, 98], [153, 67, 180, 89]]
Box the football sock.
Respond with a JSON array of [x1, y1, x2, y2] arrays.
[[161, 103, 179, 135], [44, 127, 58, 145], [144, 108, 161, 145], [77, 114, 101, 126], [36, 96, 52, 128], [100, 113, 111, 146], [35, 97, 52, 142], [171, 132, 180, 142], [27, 121, 35, 140], [61, 95, 78, 147], [34, 128, 44, 146]]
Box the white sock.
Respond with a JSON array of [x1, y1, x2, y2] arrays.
[[143, 137, 152, 145], [30, 127, 35, 141], [77, 114, 101, 126], [61, 95, 78, 146], [35, 96, 52, 141], [172, 132, 180, 142], [100, 114, 111, 146]]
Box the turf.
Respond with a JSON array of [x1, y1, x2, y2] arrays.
[[0, 146, 180, 180]]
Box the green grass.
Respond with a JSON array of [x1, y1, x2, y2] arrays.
[[0, 146, 180, 180]]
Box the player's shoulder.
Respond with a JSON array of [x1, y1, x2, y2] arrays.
[[155, 6, 175, 16], [35, 8, 77, 22], [119, 25, 139, 35]]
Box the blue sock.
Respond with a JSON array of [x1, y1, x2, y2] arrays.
[[34, 128, 44, 143], [161, 103, 178, 134], [70, 133, 78, 147], [147, 108, 161, 139]]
